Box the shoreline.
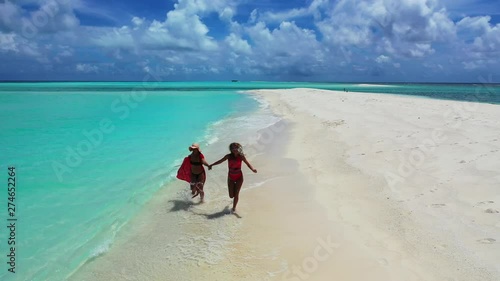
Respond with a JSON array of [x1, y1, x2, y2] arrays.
[[68, 91, 285, 280], [70, 88, 499, 281]]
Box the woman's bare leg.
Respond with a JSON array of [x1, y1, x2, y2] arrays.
[[227, 178, 235, 198], [232, 177, 244, 212], [199, 173, 206, 200]]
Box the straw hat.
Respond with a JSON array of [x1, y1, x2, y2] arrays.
[[189, 143, 201, 151]]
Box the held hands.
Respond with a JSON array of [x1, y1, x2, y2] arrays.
[[206, 163, 255, 173]]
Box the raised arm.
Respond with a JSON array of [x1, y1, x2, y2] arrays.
[[241, 155, 257, 173]]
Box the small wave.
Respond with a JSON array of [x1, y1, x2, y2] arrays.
[[89, 239, 112, 259], [205, 135, 219, 145], [245, 177, 281, 190]]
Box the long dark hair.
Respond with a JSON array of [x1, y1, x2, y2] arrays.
[[228, 142, 244, 158]]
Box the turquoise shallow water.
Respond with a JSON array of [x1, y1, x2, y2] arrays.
[[0, 84, 258, 280], [0, 81, 499, 280]]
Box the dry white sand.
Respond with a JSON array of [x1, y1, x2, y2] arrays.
[[234, 88, 500, 281]]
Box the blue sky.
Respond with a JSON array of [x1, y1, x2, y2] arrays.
[[0, 0, 499, 82]]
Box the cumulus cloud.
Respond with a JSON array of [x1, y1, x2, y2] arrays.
[[0, 0, 80, 37], [132, 17, 144, 28], [141, 12, 217, 51], [92, 26, 135, 49], [259, 0, 328, 23], [247, 21, 320, 57], [406, 43, 435, 58], [225, 33, 251, 54], [463, 19, 500, 55], [219, 7, 235, 22], [456, 15, 500, 69], [241, 21, 326, 77], [2, 0, 500, 81], [91, 0, 236, 52], [0, 32, 45, 58], [317, 0, 455, 58], [457, 16, 491, 33]]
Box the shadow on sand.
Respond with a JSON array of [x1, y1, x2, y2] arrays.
[[168, 200, 242, 219], [194, 206, 243, 219], [168, 199, 202, 212]]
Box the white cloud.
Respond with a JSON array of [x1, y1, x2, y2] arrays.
[[317, 0, 456, 58], [457, 16, 491, 33], [209, 67, 220, 73], [471, 23, 500, 54], [246, 21, 320, 58], [457, 16, 500, 69], [0, 32, 44, 58], [2, 0, 500, 81], [76, 63, 98, 73], [141, 10, 217, 51], [407, 43, 435, 58], [462, 61, 480, 70], [219, 7, 235, 22], [259, 0, 328, 23], [0, 33, 19, 53], [23, 0, 79, 34], [92, 26, 135, 49], [243, 21, 325, 76], [225, 33, 251, 54], [92, 0, 231, 52], [173, 0, 236, 21], [260, 8, 310, 23], [375, 55, 390, 64], [132, 17, 144, 28]]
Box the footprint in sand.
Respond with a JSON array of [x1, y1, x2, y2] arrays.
[[485, 209, 499, 214], [430, 203, 446, 208], [477, 201, 495, 206], [477, 238, 496, 244], [434, 244, 448, 250]]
